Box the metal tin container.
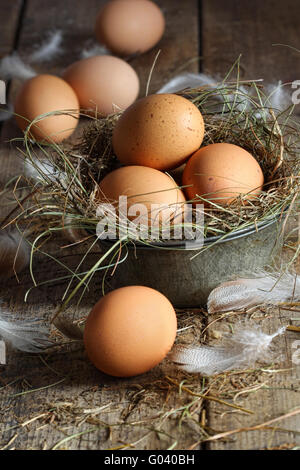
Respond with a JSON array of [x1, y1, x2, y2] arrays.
[[102, 215, 284, 307]]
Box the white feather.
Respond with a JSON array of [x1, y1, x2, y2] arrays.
[[157, 73, 253, 116], [0, 53, 36, 81], [157, 74, 291, 119], [24, 157, 61, 183], [253, 81, 291, 120], [81, 44, 109, 59], [157, 73, 217, 94], [0, 31, 63, 82], [207, 270, 300, 313], [24, 157, 70, 198], [0, 310, 53, 353], [170, 324, 285, 375], [265, 81, 291, 112], [30, 30, 63, 63]]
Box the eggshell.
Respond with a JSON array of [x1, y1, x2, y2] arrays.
[[84, 286, 177, 377], [112, 94, 205, 170], [182, 143, 264, 206], [97, 165, 186, 226], [95, 0, 165, 56], [14, 74, 79, 143], [63, 55, 139, 116]]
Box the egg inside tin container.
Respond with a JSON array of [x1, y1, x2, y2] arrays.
[[97, 165, 186, 229], [112, 93, 205, 171], [182, 143, 264, 206]]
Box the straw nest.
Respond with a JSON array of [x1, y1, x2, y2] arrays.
[[6, 73, 299, 306], [19, 81, 300, 233]]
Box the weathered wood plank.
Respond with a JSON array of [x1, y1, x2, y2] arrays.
[[0, 0, 109, 184], [203, 310, 300, 450], [202, 0, 300, 450], [131, 0, 199, 94], [0, 0, 202, 450], [3, 0, 299, 452], [0, 0, 200, 183], [0, 0, 23, 58], [0, 0, 23, 137], [202, 0, 300, 83]]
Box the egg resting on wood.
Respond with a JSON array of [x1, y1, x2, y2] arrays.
[[95, 0, 165, 56], [63, 55, 139, 116], [15, 74, 79, 143], [84, 286, 177, 377], [97, 165, 186, 227]]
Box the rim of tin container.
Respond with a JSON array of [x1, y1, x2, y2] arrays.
[[99, 210, 285, 251]]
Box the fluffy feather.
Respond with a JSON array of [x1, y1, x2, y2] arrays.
[[158, 74, 289, 117], [24, 157, 61, 183], [0, 31, 63, 83], [157, 73, 254, 115], [0, 228, 30, 280], [81, 44, 109, 59], [265, 81, 291, 112], [157, 73, 217, 94], [0, 53, 36, 81], [208, 270, 300, 313], [170, 323, 285, 375], [30, 30, 63, 63], [0, 311, 53, 353]]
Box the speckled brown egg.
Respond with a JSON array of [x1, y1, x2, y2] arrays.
[[97, 165, 186, 226], [63, 55, 139, 116], [14, 74, 79, 143], [95, 0, 165, 56], [182, 143, 264, 206], [84, 286, 177, 377], [112, 94, 205, 170]]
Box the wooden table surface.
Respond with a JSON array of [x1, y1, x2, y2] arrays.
[[0, 0, 300, 450]]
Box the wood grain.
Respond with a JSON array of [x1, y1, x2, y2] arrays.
[[1, 0, 299, 451], [130, 0, 199, 94], [0, 0, 23, 58], [0, 0, 23, 136], [0, 0, 202, 450], [202, 0, 300, 83], [202, 0, 300, 450]]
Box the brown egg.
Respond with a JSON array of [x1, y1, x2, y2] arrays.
[[84, 286, 177, 377], [95, 0, 165, 56], [97, 165, 186, 227], [15, 74, 79, 143], [63, 55, 139, 116], [112, 94, 205, 171], [182, 143, 264, 206]]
